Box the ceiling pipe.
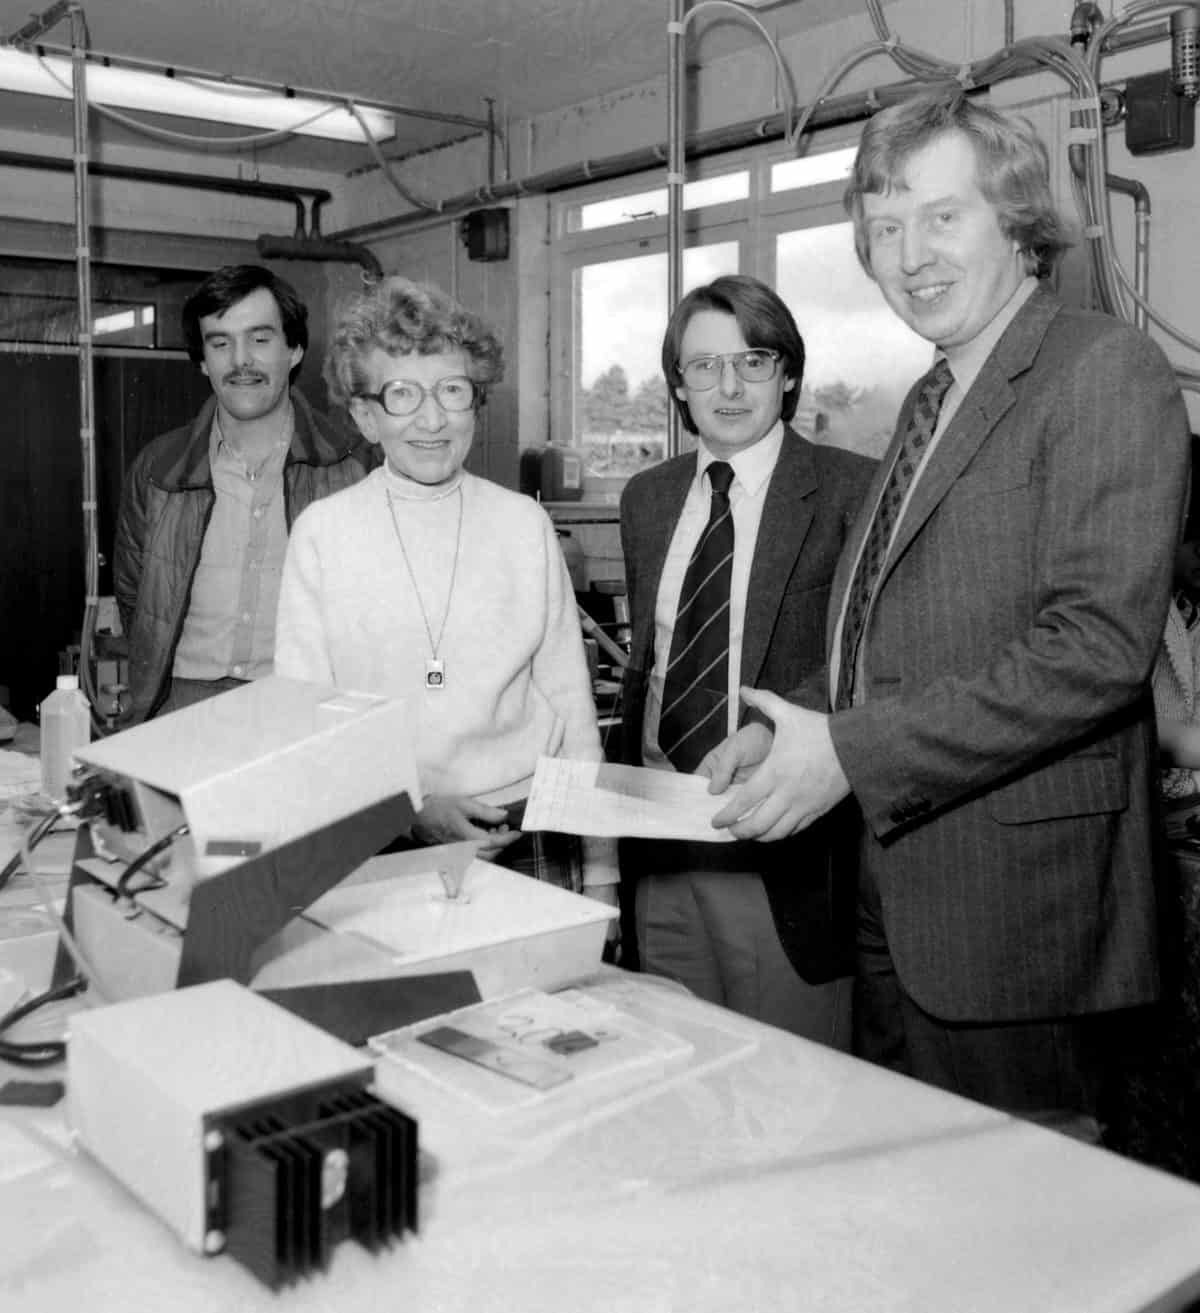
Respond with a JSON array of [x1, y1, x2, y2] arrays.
[[255, 233, 383, 280], [0, 149, 386, 275], [333, 70, 981, 244], [1068, 144, 1150, 330], [666, 0, 685, 458], [336, 11, 1181, 248], [0, 148, 327, 234]]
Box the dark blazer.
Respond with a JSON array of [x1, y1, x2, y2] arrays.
[[619, 426, 876, 982], [829, 285, 1190, 1022]]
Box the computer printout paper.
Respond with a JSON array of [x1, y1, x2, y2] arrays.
[[522, 757, 735, 843]]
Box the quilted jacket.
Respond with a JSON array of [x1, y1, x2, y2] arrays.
[[112, 390, 375, 723]]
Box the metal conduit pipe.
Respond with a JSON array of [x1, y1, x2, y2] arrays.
[[255, 233, 383, 280], [666, 0, 685, 458], [1068, 144, 1150, 330], [332, 14, 1175, 250], [333, 72, 957, 245], [69, 0, 105, 728], [0, 150, 382, 276], [0, 149, 328, 234]]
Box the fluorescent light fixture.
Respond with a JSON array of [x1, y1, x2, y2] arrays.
[[0, 46, 395, 143]]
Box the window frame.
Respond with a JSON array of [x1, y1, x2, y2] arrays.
[[548, 133, 868, 496]]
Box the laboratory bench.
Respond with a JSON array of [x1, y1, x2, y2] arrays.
[[4, 736, 1200, 1311], [3, 890, 1200, 1308]]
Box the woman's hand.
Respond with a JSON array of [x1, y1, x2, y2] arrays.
[[412, 794, 524, 859]]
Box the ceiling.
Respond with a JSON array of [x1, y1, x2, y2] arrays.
[[0, 0, 856, 175]]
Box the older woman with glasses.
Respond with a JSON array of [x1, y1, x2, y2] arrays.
[[275, 276, 617, 904]]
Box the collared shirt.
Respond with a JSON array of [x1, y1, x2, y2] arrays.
[[829, 277, 1038, 704], [172, 410, 292, 681], [642, 420, 786, 769]]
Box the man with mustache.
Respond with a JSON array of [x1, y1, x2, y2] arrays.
[[113, 265, 372, 722]]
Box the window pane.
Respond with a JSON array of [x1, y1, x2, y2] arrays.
[[776, 221, 931, 457], [770, 146, 857, 193], [0, 255, 196, 349], [574, 242, 738, 496], [575, 173, 749, 232]]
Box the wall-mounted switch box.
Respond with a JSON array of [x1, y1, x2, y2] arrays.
[[1125, 69, 1195, 154]]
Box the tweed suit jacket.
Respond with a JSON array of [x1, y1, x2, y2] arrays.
[[828, 284, 1190, 1023], [619, 426, 875, 982]]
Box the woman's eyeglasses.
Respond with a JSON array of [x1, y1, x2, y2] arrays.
[[358, 375, 476, 417]]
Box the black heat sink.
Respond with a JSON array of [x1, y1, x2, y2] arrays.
[[206, 1081, 418, 1290]]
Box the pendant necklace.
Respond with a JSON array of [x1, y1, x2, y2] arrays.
[[215, 411, 291, 483], [386, 485, 463, 691]]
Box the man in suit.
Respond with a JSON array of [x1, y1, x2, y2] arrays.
[[705, 92, 1190, 1135], [619, 274, 874, 1042]]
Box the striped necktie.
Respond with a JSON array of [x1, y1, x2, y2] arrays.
[[658, 460, 735, 772], [835, 359, 954, 712]]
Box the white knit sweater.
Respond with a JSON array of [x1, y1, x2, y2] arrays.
[[276, 466, 603, 803]]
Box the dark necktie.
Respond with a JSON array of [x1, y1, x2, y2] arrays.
[[658, 460, 735, 772], [835, 359, 954, 712]]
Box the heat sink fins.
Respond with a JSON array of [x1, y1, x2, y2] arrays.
[[209, 1083, 418, 1290]]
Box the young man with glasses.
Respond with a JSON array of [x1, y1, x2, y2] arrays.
[[113, 264, 373, 723], [617, 273, 875, 1041]]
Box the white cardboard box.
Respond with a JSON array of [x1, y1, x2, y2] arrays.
[[253, 852, 616, 999]]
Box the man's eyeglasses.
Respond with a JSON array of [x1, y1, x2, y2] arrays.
[[357, 375, 476, 417], [678, 350, 781, 390]]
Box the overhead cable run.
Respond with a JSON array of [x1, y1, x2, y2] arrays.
[[660, 0, 1200, 430]]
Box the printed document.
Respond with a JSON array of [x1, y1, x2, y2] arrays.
[[522, 756, 735, 843]]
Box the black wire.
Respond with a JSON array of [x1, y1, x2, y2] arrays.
[[0, 808, 83, 1064], [113, 823, 190, 903], [0, 810, 61, 896], [0, 975, 85, 1066]]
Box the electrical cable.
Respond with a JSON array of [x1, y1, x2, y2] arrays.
[[0, 810, 59, 896], [113, 823, 190, 905], [0, 975, 85, 1066], [345, 100, 442, 213], [0, 798, 103, 1059], [31, 46, 348, 150], [1079, 0, 1200, 370], [677, 0, 801, 147], [20, 808, 108, 1006], [797, 3, 1200, 393]]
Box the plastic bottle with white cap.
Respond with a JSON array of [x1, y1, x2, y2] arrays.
[[40, 673, 91, 802]]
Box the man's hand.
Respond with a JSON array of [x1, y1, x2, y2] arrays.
[[697, 722, 774, 792], [412, 794, 523, 859], [709, 688, 851, 842]]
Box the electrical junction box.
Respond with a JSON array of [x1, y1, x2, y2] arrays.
[[55, 675, 420, 1002], [1125, 68, 1196, 154], [67, 979, 418, 1289], [461, 207, 510, 261], [72, 675, 420, 881]]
